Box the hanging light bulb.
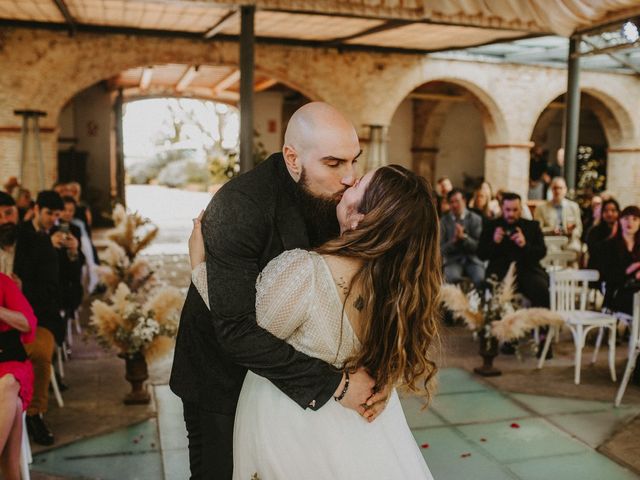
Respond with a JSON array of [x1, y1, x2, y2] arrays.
[[622, 21, 639, 43]]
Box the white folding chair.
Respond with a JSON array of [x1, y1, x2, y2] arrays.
[[541, 250, 578, 272], [615, 292, 640, 407], [50, 365, 64, 408], [537, 269, 618, 384], [20, 412, 32, 480], [544, 235, 569, 252]]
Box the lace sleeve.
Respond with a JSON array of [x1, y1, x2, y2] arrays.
[[192, 262, 209, 309], [255, 249, 314, 340]]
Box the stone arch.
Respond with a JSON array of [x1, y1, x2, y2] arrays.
[[524, 81, 636, 150], [377, 63, 511, 145]]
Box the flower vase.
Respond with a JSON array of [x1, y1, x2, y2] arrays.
[[473, 330, 502, 377], [121, 352, 151, 405]]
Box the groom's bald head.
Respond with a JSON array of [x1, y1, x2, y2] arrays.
[[282, 102, 360, 200]]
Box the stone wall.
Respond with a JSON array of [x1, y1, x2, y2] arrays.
[[1, 26, 639, 204]]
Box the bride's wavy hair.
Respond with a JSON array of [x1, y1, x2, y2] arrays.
[[317, 164, 442, 402]]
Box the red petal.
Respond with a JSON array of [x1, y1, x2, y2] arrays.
[[510, 423, 520, 429], [421, 443, 429, 449]]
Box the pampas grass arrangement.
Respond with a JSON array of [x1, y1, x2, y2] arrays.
[[89, 282, 181, 361], [440, 263, 565, 343], [97, 240, 155, 293], [107, 203, 158, 261]]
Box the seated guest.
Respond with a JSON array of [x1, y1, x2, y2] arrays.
[[16, 187, 34, 222], [440, 188, 485, 289], [586, 198, 620, 270], [534, 177, 583, 252], [582, 195, 602, 241], [436, 176, 453, 216], [0, 192, 19, 276], [13, 190, 65, 445], [596, 206, 640, 315], [0, 272, 37, 479], [53, 196, 85, 323], [478, 192, 549, 308], [469, 186, 499, 222]]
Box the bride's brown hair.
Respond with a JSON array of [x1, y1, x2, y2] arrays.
[[317, 164, 441, 402]]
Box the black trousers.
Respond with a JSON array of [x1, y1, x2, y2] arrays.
[[182, 401, 235, 480]]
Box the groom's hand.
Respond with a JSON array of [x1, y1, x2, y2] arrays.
[[336, 368, 375, 415]]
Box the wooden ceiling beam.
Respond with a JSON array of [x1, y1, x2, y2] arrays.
[[213, 69, 240, 94], [139, 67, 153, 90], [254, 78, 277, 92], [203, 10, 239, 39], [52, 0, 76, 35], [176, 65, 199, 92]]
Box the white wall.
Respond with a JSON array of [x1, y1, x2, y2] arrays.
[[387, 98, 413, 169], [434, 102, 486, 188], [254, 91, 284, 155]]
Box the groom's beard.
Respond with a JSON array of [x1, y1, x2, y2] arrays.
[[295, 169, 342, 247]]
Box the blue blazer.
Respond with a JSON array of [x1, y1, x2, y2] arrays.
[[439, 210, 484, 266]]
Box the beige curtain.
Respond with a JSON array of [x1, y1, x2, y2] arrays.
[[422, 0, 640, 36]]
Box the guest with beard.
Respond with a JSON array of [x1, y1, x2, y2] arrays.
[[170, 102, 383, 480]]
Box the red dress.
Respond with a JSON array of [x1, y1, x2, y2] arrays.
[[0, 272, 37, 410]]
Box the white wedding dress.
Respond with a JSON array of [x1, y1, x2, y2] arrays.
[[193, 249, 433, 480]]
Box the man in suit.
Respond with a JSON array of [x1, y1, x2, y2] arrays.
[[440, 188, 484, 289], [478, 192, 549, 309], [170, 103, 383, 479], [13, 190, 69, 445], [534, 176, 583, 252]]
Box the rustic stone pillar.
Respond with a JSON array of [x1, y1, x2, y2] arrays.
[[484, 143, 533, 199], [607, 148, 640, 207], [411, 147, 438, 183]]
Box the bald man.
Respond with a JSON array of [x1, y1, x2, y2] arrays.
[[170, 103, 378, 479]]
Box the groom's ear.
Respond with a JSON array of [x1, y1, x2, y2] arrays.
[[283, 145, 301, 182]]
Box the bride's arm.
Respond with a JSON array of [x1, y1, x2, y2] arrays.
[[189, 212, 208, 308]]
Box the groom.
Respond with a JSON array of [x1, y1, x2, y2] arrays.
[[170, 102, 386, 479]]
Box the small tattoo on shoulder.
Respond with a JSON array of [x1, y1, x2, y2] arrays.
[[336, 277, 349, 295]]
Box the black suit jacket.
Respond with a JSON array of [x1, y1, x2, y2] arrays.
[[477, 217, 547, 280], [170, 154, 342, 415], [13, 221, 64, 343]]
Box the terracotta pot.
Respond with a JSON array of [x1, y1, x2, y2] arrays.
[[473, 329, 502, 377], [121, 352, 151, 405]]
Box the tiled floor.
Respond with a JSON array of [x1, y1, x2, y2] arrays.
[[32, 368, 640, 479]]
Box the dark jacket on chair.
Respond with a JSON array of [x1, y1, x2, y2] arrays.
[[170, 153, 342, 415]]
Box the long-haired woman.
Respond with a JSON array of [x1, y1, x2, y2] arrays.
[[597, 205, 640, 315], [190, 165, 440, 479]]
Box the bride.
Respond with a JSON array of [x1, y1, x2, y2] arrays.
[[190, 164, 440, 479]]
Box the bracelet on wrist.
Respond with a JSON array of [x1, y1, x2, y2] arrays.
[[334, 371, 350, 402]]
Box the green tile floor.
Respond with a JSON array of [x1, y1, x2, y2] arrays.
[[32, 368, 640, 479]]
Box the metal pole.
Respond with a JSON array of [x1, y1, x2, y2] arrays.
[[19, 115, 28, 185], [239, 5, 255, 174], [563, 35, 581, 191], [33, 115, 45, 190], [114, 88, 126, 206]]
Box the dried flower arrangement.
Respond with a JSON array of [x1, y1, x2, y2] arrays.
[[107, 204, 159, 261], [97, 241, 155, 293], [440, 263, 564, 343], [89, 283, 182, 361]]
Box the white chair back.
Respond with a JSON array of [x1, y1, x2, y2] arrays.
[[542, 250, 578, 272], [545, 235, 569, 252], [549, 269, 599, 313], [615, 292, 640, 406]]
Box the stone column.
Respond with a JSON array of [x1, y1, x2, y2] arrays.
[[411, 147, 438, 183], [361, 125, 389, 171], [607, 148, 640, 207], [484, 143, 533, 199]]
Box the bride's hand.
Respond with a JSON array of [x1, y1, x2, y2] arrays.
[[336, 368, 376, 415], [362, 385, 391, 423], [189, 210, 205, 269]]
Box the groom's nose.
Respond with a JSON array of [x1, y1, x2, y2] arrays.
[[341, 167, 356, 187]]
